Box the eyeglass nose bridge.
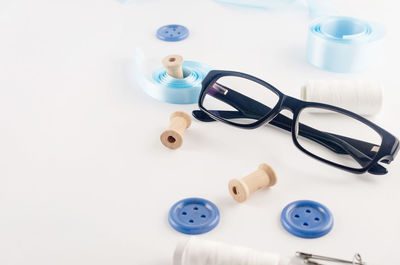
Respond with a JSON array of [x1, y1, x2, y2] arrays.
[[279, 95, 306, 114]]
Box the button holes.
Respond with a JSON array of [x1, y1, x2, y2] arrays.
[[182, 212, 187, 215], [170, 34, 173, 37], [173, 28, 176, 31], [303, 222, 309, 226], [178, 32, 181, 34], [201, 215, 206, 218], [193, 207, 198, 211], [314, 217, 320, 222], [305, 209, 311, 213], [189, 219, 194, 223], [165, 31, 168, 33], [294, 214, 300, 218]]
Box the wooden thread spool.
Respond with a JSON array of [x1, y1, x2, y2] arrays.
[[228, 163, 277, 203], [162, 55, 184, 79], [160, 111, 192, 149]]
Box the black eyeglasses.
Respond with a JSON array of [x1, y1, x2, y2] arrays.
[[192, 70, 399, 175]]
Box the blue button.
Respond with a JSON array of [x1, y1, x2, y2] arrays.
[[281, 200, 333, 238], [156, 24, 189, 42], [168, 198, 219, 235]]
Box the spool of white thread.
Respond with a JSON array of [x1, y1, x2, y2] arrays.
[[173, 237, 294, 265], [300, 80, 383, 116]]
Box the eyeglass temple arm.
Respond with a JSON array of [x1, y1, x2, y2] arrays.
[[193, 84, 386, 173], [193, 109, 378, 157], [194, 110, 344, 152], [193, 109, 375, 166], [197, 82, 379, 154], [193, 84, 377, 155]]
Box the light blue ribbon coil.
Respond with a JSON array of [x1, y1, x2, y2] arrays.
[[212, 0, 385, 73], [134, 50, 212, 104], [150, 62, 211, 104], [212, 0, 336, 15], [213, 0, 295, 9], [306, 16, 386, 73]]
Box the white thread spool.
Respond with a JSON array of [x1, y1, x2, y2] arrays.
[[300, 80, 383, 116], [173, 238, 292, 265]]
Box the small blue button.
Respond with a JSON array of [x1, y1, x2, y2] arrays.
[[156, 24, 189, 42], [168, 198, 219, 235], [281, 200, 333, 238]]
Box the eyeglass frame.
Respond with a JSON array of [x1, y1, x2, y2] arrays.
[[194, 70, 399, 175]]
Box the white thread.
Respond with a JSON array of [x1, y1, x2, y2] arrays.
[[173, 238, 286, 265], [300, 80, 383, 116]]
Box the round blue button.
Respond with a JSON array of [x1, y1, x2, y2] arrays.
[[168, 198, 220, 235], [156, 24, 189, 42], [281, 200, 333, 238]]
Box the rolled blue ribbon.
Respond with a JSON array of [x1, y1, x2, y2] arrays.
[[211, 1, 385, 73], [134, 49, 211, 104], [213, 0, 295, 9], [150, 62, 211, 104], [212, 0, 336, 16], [306, 16, 386, 73]]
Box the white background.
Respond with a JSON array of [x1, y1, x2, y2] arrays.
[[0, 0, 399, 264]]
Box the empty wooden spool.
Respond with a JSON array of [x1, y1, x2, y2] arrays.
[[229, 163, 277, 203], [162, 55, 184, 79], [160, 111, 192, 149]]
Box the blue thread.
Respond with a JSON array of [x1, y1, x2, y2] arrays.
[[307, 16, 386, 72]]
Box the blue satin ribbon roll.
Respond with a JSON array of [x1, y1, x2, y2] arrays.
[[212, 1, 385, 73], [306, 16, 386, 73], [212, 0, 336, 16], [134, 49, 211, 104], [213, 0, 295, 9], [150, 62, 211, 104]]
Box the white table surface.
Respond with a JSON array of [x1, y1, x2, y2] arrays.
[[0, 0, 399, 264]]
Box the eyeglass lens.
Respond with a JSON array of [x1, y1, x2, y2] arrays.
[[202, 75, 280, 125], [296, 107, 382, 169]]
